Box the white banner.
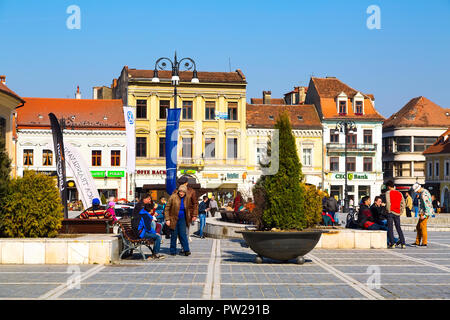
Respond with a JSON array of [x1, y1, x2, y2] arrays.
[[123, 106, 136, 174], [64, 143, 100, 210]]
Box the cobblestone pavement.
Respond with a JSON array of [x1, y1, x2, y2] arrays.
[[0, 231, 449, 300]]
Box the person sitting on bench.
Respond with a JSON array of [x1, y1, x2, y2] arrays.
[[79, 198, 112, 219], [137, 205, 165, 260]]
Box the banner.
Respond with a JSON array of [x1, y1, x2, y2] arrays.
[[123, 106, 135, 174], [48, 113, 68, 219], [64, 143, 100, 210], [165, 108, 181, 195]]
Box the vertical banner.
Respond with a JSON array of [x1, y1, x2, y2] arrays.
[[64, 143, 100, 210], [48, 113, 68, 219], [165, 108, 181, 195], [123, 106, 136, 174]]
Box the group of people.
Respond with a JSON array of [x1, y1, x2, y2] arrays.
[[356, 181, 434, 248]]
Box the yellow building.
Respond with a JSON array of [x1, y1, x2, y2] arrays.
[[113, 66, 248, 200], [0, 75, 25, 178], [424, 128, 450, 212], [246, 91, 323, 192]]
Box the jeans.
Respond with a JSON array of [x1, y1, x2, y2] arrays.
[[367, 223, 388, 231], [387, 213, 405, 246], [143, 232, 161, 255], [329, 211, 339, 224], [170, 218, 190, 255], [199, 214, 206, 237], [414, 206, 419, 218]]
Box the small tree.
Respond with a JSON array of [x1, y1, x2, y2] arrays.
[[252, 109, 322, 230], [0, 139, 11, 198], [0, 171, 64, 238]]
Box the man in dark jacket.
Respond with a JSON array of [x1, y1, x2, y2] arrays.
[[131, 194, 153, 235], [137, 206, 165, 260], [370, 196, 388, 226], [358, 196, 387, 230]]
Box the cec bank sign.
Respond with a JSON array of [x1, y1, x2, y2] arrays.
[[334, 173, 368, 180]]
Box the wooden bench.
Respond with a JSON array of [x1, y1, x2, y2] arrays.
[[117, 218, 154, 260], [59, 219, 114, 234]]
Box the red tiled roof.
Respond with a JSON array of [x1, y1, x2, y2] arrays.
[[128, 68, 246, 84], [0, 82, 25, 104], [17, 98, 125, 130], [246, 103, 322, 130], [383, 96, 450, 129], [423, 128, 450, 155], [249, 98, 286, 105]]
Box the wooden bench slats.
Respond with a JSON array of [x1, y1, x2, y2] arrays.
[[117, 218, 154, 260]]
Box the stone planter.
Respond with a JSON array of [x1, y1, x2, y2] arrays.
[[237, 229, 327, 264]]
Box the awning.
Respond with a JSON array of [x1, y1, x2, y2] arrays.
[[203, 183, 238, 190]]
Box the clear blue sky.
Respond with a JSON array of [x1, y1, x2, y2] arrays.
[[1, 0, 449, 117]]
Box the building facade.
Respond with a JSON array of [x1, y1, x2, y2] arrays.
[[0, 75, 25, 178], [246, 92, 323, 193], [111, 66, 248, 201], [423, 128, 450, 212], [305, 77, 384, 203], [382, 96, 450, 190], [16, 97, 127, 205]]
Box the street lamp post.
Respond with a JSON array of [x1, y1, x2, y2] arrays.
[[335, 120, 356, 213]]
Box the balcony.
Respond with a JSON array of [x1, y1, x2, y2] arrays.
[[326, 143, 377, 153]]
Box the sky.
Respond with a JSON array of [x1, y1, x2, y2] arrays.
[[0, 0, 449, 118]]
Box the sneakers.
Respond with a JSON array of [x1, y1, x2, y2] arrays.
[[410, 242, 419, 246], [419, 244, 428, 247], [387, 244, 395, 249], [400, 244, 406, 249], [179, 251, 191, 256], [148, 254, 166, 260]]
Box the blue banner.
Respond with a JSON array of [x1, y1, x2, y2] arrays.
[[165, 108, 181, 195]]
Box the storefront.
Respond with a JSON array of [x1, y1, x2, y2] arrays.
[[325, 172, 383, 204]]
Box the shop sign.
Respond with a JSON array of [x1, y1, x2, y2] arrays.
[[91, 171, 105, 178], [136, 170, 167, 175], [334, 173, 368, 180], [203, 173, 219, 179], [107, 170, 125, 178], [215, 112, 229, 120], [227, 173, 239, 179], [180, 169, 196, 175]]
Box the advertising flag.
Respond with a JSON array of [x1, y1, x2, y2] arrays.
[[48, 113, 68, 219], [123, 106, 136, 174], [165, 108, 181, 195]]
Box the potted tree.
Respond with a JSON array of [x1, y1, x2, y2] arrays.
[[239, 110, 326, 264]]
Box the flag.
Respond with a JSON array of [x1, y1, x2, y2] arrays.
[[165, 108, 181, 195], [123, 106, 136, 174]]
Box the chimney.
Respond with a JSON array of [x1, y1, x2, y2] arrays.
[[298, 87, 306, 104], [263, 90, 271, 104], [75, 86, 81, 99], [0, 75, 6, 85]]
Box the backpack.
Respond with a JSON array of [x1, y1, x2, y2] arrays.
[[345, 209, 360, 229]]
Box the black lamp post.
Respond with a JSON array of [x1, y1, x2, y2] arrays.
[[335, 120, 357, 213]]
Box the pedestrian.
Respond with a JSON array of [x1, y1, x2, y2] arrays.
[[106, 201, 118, 222], [209, 195, 219, 217], [137, 203, 165, 260], [165, 185, 196, 256], [173, 176, 199, 244], [431, 195, 439, 217], [411, 183, 434, 247], [413, 193, 420, 218], [244, 197, 255, 213], [358, 196, 387, 230], [79, 198, 111, 219], [233, 192, 243, 212], [405, 191, 413, 217], [385, 180, 406, 249], [197, 195, 209, 239], [326, 195, 339, 225]]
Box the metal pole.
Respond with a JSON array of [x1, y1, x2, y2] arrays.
[[344, 124, 348, 213]]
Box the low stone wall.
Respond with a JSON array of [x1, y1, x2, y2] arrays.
[[0, 234, 119, 264]]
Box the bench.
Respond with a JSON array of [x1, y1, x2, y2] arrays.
[[59, 219, 114, 234], [117, 218, 154, 260]]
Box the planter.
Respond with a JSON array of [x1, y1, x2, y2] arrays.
[[237, 229, 327, 264]]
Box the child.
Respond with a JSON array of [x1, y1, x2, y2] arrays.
[[106, 201, 118, 222]]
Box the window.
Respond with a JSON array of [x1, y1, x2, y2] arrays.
[[395, 162, 411, 177], [346, 133, 357, 148], [414, 137, 437, 152], [256, 145, 267, 165], [383, 137, 394, 153], [302, 148, 312, 166], [227, 102, 238, 120], [111, 150, 120, 166], [159, 137, 165, 158], [414, 161, 425, 177], [136, 99, 147, 119], [358, 185, 370, 200], [205, 101, 215, 120], [435, 161, 440, 177], [330, 130, 339, 143], [363, 157, 373, 172], [227, 138, 238, 159], [339, 100, 347, 114], [363, 130, 372, 144], [42, 150, 53, 166], [182, 137, 192, 158], [445, 161, 450, 177], [182, 101, 193, 120], [383, 161, 393, 178], [346, 157, 356, 172], [355, 100, 363, 114], [204, 138, 215, 158], [23, 149, 33, 166], [395, 137, 411, 152], [0, 117, 5, 144], [427, 162, 433, 178], [92, 150, 102, 166], [159, 100, 170, 119], [136, 137, 147, 157], [330, 157, 339, 172]]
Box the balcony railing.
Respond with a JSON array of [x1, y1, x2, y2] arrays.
[[326, 143, 377, 152]]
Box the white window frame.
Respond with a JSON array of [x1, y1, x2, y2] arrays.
[[445, 159, 450, 178], [353, 92, 365, 114], [336, 92, 348, 114], [301, 147, 312, 167], [427, 161, 433, 179]]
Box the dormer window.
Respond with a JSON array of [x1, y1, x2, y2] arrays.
[[355, 101, 363, 114], [353, 92, 364, 115], [339, 100, 347, 114]]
